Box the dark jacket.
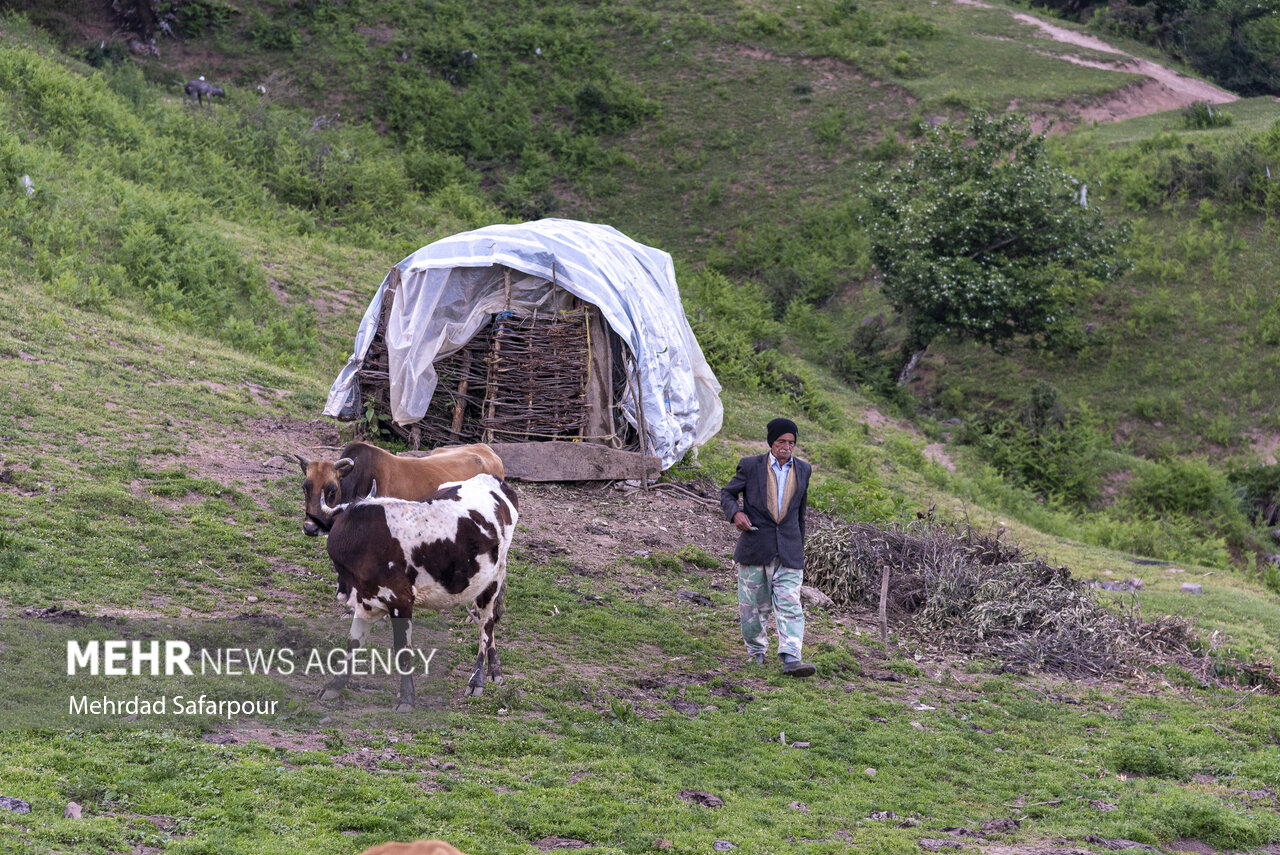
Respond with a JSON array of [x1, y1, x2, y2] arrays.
[[720, 452, 811, 568]]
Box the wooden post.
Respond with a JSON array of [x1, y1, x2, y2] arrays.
[[482, 270, 511, 444], [381, 267, 401, 333], [629, 352, 648, 489], [450, 348, 472, 436], [524, 309, 537, 439], [878, 564, 890, 645]]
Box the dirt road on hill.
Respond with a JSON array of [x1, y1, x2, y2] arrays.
[[955, 0, 1237, 123]]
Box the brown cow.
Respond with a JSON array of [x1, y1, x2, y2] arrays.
[[295, 441, 504, 537]]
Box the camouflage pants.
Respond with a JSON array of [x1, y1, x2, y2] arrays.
[[737, 558, 805, 659]]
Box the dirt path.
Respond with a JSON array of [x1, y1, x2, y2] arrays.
[[955, 0, 1237, 123]]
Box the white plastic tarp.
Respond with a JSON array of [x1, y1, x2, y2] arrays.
[[324, 218, 723, 469]]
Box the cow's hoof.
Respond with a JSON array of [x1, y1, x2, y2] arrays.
[[465, 684, 483, 698], [491, 674, 504, 685], [319, 687, 342, 701], [394, 702, 415, 714]]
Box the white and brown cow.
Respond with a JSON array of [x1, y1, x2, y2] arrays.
[[296, 441, 504, 537], [319, 473, 518, 709]]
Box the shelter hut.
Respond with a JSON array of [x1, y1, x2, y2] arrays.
[[323, 219, 722, 480]]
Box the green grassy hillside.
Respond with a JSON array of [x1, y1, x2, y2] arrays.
[[2, 2, 1280, 853]]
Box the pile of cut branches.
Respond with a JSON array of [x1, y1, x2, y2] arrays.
[[806, 519, 1221, 680]]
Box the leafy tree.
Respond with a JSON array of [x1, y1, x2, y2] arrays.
[[1084, 0, 1280, 96], [1176, 0, 1280, 96], [865, 112, 1130, 379]]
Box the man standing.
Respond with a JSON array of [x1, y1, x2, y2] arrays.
[[720, 417, 816, 678]]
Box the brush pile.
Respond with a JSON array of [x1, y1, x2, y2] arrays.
[[806, 519, 1201, 678]]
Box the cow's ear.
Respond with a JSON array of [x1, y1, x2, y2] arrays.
[[295, 454, 311, 474], [334, 457, 355, 478]]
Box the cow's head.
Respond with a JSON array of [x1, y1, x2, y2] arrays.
[[296, 453, 355, 536]]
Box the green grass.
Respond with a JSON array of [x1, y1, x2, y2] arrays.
[[3, 563, 1280, 853], [1, 2, 1280, 853], [1071, 96, 1280, 145]]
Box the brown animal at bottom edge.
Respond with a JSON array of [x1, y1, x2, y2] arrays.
[[356, 841, 471, 855]]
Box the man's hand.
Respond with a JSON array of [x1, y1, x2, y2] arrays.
[[732, 511, 757, 532]]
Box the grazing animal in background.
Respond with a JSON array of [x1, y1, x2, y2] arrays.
[[295, 441, 504, 537], [320, 473, 518, 707], [184, 78, 225, 106]]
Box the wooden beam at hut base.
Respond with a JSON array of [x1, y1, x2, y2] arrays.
[[404, 441, 661, 482]]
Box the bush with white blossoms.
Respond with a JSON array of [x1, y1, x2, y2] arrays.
[[865, 111, 1130, 367]]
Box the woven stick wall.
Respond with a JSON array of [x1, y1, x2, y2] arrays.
[[353, 277, 602, 449]]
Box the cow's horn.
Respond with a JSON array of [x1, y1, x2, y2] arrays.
[[368, 479, 377, 499], [295, 453, 311, 474], [334, 457, 355, 477]]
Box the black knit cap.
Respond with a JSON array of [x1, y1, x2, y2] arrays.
[[767, 417, 799, 446]]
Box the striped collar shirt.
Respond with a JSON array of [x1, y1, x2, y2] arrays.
[[769, 453, 793, 516]]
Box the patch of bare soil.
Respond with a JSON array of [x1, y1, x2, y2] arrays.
[[215, 728, 329, 752], [1246, 429, 1280, 466], [514, 481, 738, 578], [862, 405, 958, 472], [158, 415, 342, 505], [954, 0, 1236, 124], [981, 846, 1093, 855], [923, 443, 956, 472], [332, 745, 420, 771]]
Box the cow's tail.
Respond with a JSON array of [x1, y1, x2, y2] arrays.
[[499, 479, 519, 515], [493, 580, 505, 624]]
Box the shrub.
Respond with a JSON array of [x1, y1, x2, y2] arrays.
[[886, 14, 938, 39], [404, 147, 475, 192], [247, 10, 301, 50], [1100, 129, 1278, 212], [683, 269, 782, 389], [0, 127, 22, 187], [866, 132, 908, 162], [814, 107, 847, 153], [103, 63, 154, 110], [1258, 305, 1280, 346], [1225, 462, 1280, 524], [1181, 101, 1233, 129], [571, 78, 657, 135], [807, 477, 909, 523], [1077, 513, 1231, 569], [822, 438, 877, 481], [866, 112, 1130, 364], [172, 0, 239, 36], [1264, 563, 1280, 596], [1126, 457, 1239, 518], [82, 40, 131, 68], [967, 385, 1103, 505], [1131, 391, 1182, 422]]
